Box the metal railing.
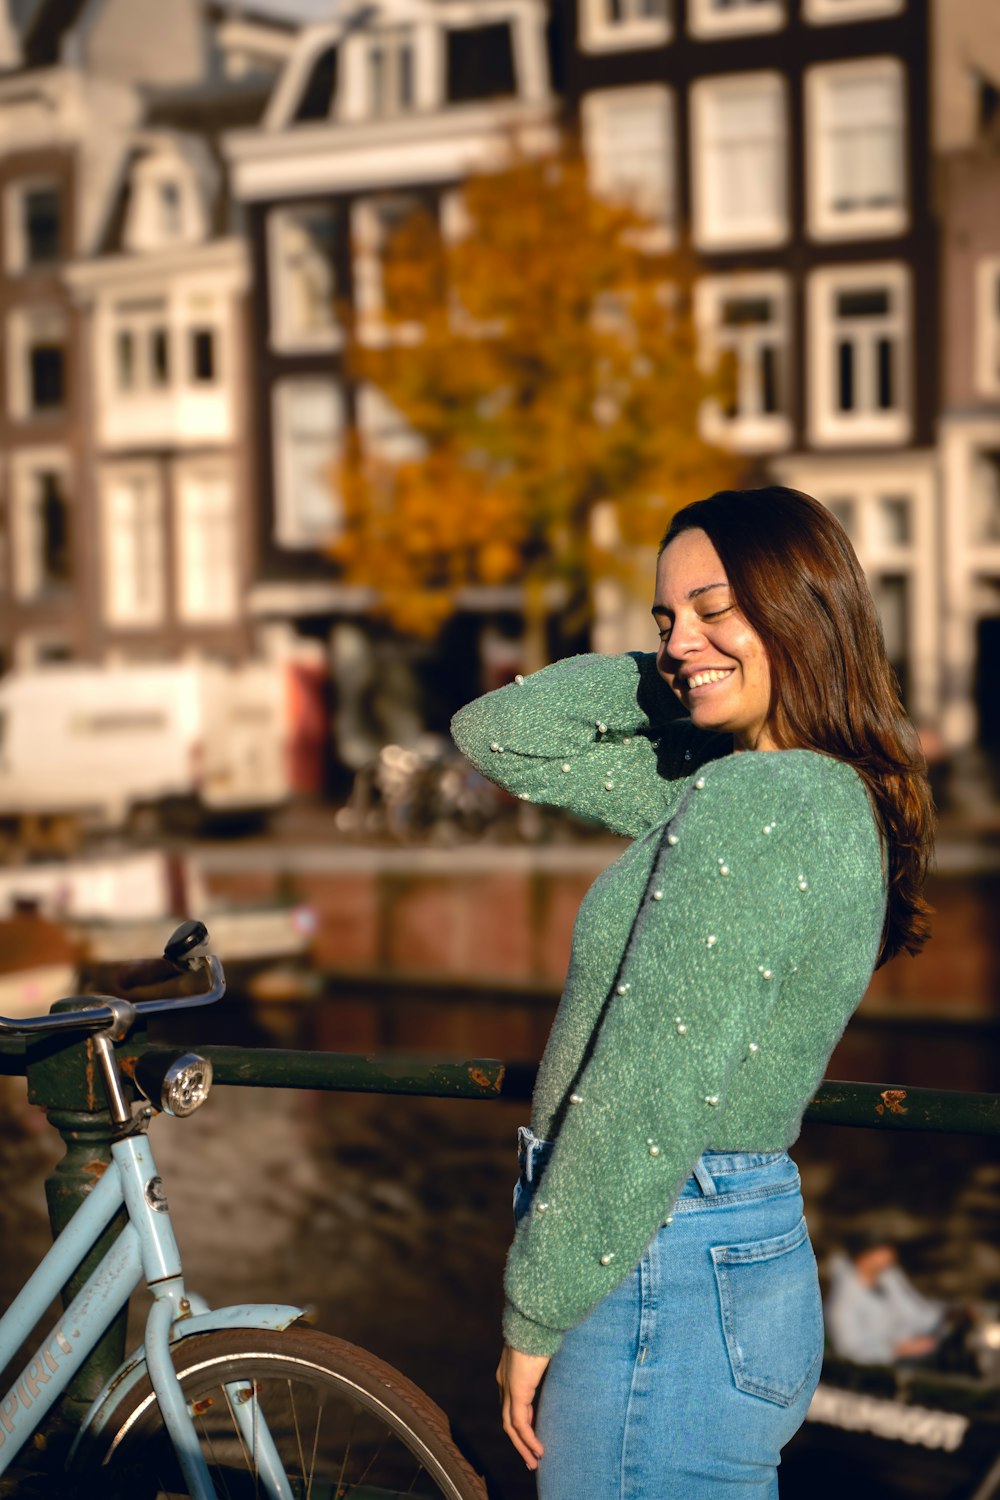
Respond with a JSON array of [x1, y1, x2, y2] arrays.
[[1, 1019, 998, 1493]]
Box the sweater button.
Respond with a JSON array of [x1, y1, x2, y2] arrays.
[[569, 1092, 583, 1104], [704, 1095, 720, 1107], [599, 1252, 615, 1266]]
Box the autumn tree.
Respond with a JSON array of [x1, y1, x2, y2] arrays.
[[332, 139, 743, 663]]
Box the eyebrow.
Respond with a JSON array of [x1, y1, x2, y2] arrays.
[[651, 582, 729, 617]]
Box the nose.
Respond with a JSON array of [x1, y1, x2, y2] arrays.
[[663, 609, 708, 661]]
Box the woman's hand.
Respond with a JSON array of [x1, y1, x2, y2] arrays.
[[496, 1344, 550, 1469]]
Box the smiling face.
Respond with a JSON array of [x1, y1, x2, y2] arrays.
[[653, 527, 775, 752]]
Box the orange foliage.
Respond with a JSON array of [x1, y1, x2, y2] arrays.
[[331, 137, 743, 641]]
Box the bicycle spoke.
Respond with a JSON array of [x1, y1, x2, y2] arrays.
[[199, 1399, 237, 1500], [287, 1374, 307, 1487], [306, 1399, 323, 1499]]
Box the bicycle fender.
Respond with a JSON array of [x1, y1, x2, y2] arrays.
[[70, 1302, 306, 1454]]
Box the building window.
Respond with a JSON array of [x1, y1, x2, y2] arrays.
[[825, 496, 856, 538], [808, 264, 910, 445], [23, 186, 61, 266], [803, 0, 904, 23], [874, 493, 912, 546], [357, 385, 426, 463], [366, 27, 416, 117], [111, 299, 171, 393], [970, 451, 1000, 545], [870, 572, 910, 700], [176, 470, 238, 622], [446, 23, 517, 103], [807, 60, 906, 240], [4, 181, 62, 272], [578, 0, 671, 52], [273, 381, 344, 549], [696, 273, 791, 450], [190, 329, 216, 383], [159, 180, 183, 239], [352, 194, 423, 345], [103, 470, 165, 626], [11, 458, 72, 601], [30, 344, 65, 410], [294, 45, 338, 122], [7, 307, 68, 420], [688, 0, 784, 38], [268, 203, 339, 351], [976, 258, 1000, 398], [583, 87, 675, 231], [691, 74, 787, 248]]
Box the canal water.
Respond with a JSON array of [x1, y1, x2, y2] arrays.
[[1, 867, 999, 1499]]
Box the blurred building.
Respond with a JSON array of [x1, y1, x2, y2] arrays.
[[3, 0, 1000, 783], [0, 0, 298, 673], [223, 0, 557, 763]]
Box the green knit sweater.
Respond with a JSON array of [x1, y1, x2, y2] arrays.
[[451, 652, 887, 1358]]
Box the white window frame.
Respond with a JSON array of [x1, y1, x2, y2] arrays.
[[687, 0, 784, 39], [175, 464, 239, 623], [9, 447, 72, 602], [272, 379, 345, 550], [267, 203, 341, 354], [578, 0, 671, 53], [690, 72, 788, 250], [975, 256, 1000, 399], [806, 58, 907, 242], [3, 178, 62, 274], [6, 305, 68, 421], [101, 464, 166, 627], [364, 24, 418, 118], [110, 297, 172, 396], [582, 86, 675, 236], [803, 0, 904, 22], [807, 261, 911, 447], [774, 458, 937, 723], [352, 195, 424, 348], [695, 272, 792, 452]]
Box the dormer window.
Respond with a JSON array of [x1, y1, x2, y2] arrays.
[[124, 145, 210, 253], [159, 181, 183, 239], [367, 27, 415, 118]]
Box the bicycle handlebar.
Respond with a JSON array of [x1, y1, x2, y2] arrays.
[[0, 953, 226, 1038]]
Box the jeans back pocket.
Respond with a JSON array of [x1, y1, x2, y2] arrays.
[[712, 1215, 824, 1407]]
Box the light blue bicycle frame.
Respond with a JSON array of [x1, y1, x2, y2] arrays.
[[0, 1126, 305, 1500]]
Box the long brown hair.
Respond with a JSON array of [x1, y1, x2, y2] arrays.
[[660, 486, 933, 965]]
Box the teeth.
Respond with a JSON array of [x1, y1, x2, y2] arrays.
[[687, 669, 733, 689]]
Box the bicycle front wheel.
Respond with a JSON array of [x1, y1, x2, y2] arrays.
[[71, 1325, 488, 1500]]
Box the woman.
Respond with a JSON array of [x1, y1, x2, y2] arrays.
[[451, 487, 933, 1499]]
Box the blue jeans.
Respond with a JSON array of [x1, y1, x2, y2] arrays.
[[513, 1130, 823, 1499]]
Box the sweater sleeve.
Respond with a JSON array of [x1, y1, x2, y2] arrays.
[[502, 753, 826, 1356], [451, 652, 724, 839]]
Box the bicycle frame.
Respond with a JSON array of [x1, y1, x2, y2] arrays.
[[0, 1119, 305, 1499]]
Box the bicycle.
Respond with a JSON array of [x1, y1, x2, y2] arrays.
[[0, 918, 488, 1500]]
